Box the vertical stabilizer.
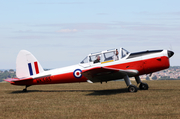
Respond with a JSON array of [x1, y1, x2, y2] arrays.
[[16, 50, 44, 78]]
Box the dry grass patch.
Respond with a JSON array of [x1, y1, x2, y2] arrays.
[[0, 80, 180, 119]]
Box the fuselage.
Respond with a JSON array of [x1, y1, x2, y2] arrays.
[[11, 49, 172, 86]]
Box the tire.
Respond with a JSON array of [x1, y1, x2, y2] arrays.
[[128, 85, 138, 92], [139, 83, 149, 90], [23, 89, 27, 92]]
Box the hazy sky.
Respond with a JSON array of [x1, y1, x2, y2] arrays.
[[0, 0, 180, 69]]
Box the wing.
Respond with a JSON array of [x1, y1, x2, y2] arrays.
[[82, 67, 138, 83]]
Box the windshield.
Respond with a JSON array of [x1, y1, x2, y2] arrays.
[[80, 56, 88, 64], [121, 48, 130, 58]]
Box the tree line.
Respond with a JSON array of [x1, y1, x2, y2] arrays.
[[0, 69, 50, 82], [0, 70, 16, 82]]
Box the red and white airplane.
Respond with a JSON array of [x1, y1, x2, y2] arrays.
[[5, 48, 174, 92]]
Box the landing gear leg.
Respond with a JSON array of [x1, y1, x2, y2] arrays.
[[23, 85, 31, 92], [124, 75, 138, 92], [135, 76, 149, 90], [135, 76, 142, 84]]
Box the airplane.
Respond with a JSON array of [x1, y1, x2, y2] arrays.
[[5, 48, 174, 92]]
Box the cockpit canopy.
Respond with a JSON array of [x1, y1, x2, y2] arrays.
[[80, 48, 130, 64]]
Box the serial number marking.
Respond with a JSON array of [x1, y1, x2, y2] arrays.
[[36, 77, 51, 83]]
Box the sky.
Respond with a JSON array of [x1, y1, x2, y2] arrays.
[[0, 0, 180, 69]]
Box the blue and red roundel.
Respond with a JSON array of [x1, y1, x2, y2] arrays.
[[73, 69, 82, 78]]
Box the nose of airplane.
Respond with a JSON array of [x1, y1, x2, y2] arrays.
[[167, 50, 174, 58]]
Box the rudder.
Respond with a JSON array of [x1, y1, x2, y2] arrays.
[[16, 50, 44, 78]]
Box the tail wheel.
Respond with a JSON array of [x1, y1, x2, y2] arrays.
[[23, 89, 27, 92], [139, 83, 149, 90], [128, 85, 138, 92], [22, 85, 31, 92]]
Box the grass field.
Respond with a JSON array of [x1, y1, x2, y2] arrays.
[[0, 80, 180, 119]]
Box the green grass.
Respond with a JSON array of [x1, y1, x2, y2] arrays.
[[0, 80, 180, 119]]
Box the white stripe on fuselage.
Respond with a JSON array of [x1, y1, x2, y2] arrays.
[[31, 50, 167, 79]]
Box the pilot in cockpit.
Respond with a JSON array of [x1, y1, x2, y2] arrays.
[[94, 55, 100, 63], [114, 49, 119, 61]]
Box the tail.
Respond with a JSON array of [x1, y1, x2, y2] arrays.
[[16, 50, 44, 78]]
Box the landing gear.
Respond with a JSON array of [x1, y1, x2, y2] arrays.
[[123, 75, 149, 92], [135, 76, 149, 90], [124, 75, 138, 93], [22, 85, 31, 92], [139, 82, 149, 90]]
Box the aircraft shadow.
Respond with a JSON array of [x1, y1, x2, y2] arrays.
[[9, 88, 129, 95], [86, 88, 128, 96], [9, 90, 93, 94]]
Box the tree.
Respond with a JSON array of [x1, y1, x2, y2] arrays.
[[146, 76, 150, 80], [0, 70, 16, 82], [159, 76, 170, 80], [152, 75, 157, 80], [9, 69, 14, 72]]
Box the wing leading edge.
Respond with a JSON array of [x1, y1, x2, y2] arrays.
[[82, 67, 138, 83]]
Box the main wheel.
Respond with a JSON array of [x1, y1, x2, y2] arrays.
[[128, 85, 138, 92], [139, 83, 149, 90]]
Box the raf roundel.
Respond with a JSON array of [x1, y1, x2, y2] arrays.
[[73, 69, 82, 78]]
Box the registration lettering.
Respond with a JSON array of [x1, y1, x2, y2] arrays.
[[36, 77, 51, 83]]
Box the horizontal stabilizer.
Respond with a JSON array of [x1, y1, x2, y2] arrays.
[[4, 78, 20, 82], [4, 77, 33, 83]]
